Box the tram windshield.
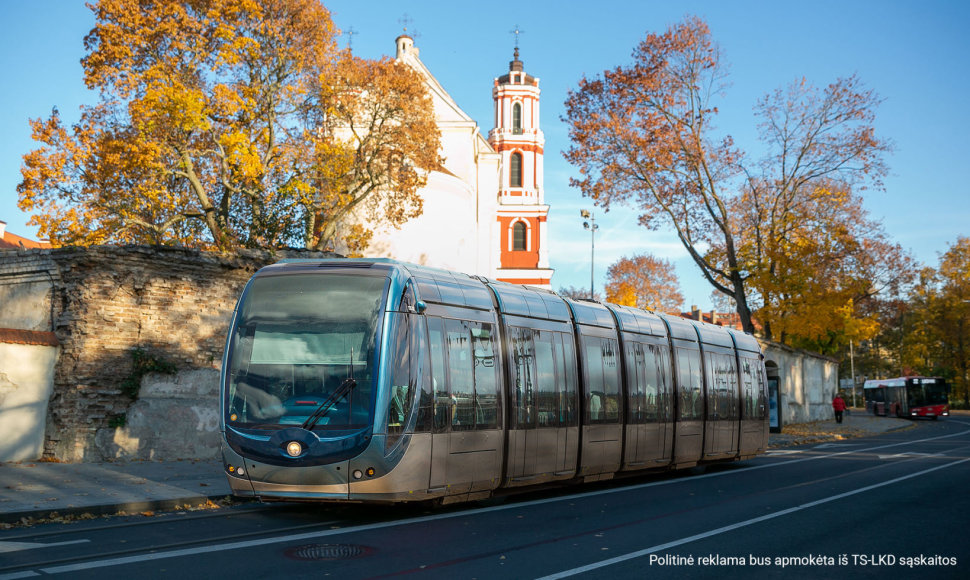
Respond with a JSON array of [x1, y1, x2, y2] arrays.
[[226, 273, 388, 430]]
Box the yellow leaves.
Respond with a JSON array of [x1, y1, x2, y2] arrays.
[[218, 131, 263, 185], [22, 0, 437, 253]]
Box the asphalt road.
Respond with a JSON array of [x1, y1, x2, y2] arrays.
[[2, 418, 968, 579]]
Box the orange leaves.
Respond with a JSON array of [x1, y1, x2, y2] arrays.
[[605, 253, 684, 314], [565, 15, 895, 340], [303, 54, 441, 251]]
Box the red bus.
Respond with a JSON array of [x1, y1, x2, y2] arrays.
[[863, 377, 949, 419]]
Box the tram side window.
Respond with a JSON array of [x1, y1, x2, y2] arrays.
[[428, 317, 449, 432], [585, 336, 620, 423], [446, 320, 475, 430], [677, 348, 703, 421], [707, 353, 736, 421], [535, 332, 558, 427], [386, 315, 411, 440], [625, 342, 643, 424], [557, 333, 579, 426], [642, 344, 660, 422], [740, 358, 756, 419], [657, 346, 673, 422], [511, 326, 536, 428], [413, 316, 433, 432], [471, 322, 499, 429], [755, 360, 768, 419], [724, 354, 739, 420]]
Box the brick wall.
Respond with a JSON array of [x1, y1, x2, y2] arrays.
[[0, 245, 336, 461]]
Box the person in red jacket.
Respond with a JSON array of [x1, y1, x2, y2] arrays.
[[832, 393, 847, 424]]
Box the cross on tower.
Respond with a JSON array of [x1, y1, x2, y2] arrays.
[[399, 13, 414, 34], [343, 26, 357, 51], [509, 24, 524, 48]]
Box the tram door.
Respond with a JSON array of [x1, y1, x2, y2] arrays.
[[579, 333, 623, 477], [508, 329, 577, 483], [427, 317, 502, 495], [672, 346, 704, 467], [739, 354, 768, 454], [624, 341, 673, 467], [703, 350, 740, 458]]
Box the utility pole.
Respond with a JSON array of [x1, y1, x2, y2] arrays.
[[581, 209, 598, 299], [850, 339, 857, 407]]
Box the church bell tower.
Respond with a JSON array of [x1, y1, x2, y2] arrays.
[[488, 45, 553, 288]]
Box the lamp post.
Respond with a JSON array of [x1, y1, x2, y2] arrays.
[[581, 209, 598, 299]]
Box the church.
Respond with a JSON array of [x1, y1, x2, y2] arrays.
[[355, 34, 554, 289]]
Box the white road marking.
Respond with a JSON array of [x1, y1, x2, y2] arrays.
[[876, 452, 944, 460], [0, 540, 89, 554], [536, 456, 970, 579]]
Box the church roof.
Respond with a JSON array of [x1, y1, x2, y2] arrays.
[[0, 221, 51, 250]]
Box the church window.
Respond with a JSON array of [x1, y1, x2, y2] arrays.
[[512, 221, 527, 251], [512, 103, 522, 134], [510, 152, 522, 187]]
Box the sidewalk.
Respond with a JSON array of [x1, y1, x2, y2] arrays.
[[0, 413, 916, 526], [767, 411, 913, 448], [0, 458, 231, 525]]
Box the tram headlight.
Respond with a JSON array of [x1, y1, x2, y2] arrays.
[[353, 469, 363, 480], [286, 441, 303, 457]]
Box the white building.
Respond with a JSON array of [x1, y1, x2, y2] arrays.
[[359, 35, 553, 288]]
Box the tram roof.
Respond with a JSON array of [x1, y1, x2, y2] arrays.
[[564, 298, 616, 329], [605, 304, 668, 337], [485, 280, 571, 322]]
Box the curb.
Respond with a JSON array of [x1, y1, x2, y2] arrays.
[[0, 493, 234, 526]]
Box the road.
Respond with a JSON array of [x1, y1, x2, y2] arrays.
[[2, 418, 968, 579]]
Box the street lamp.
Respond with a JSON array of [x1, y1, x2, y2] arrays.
[[581, 209, 598, 299]]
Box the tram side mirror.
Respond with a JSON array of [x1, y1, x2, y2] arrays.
[[415, 300, 427, 314]]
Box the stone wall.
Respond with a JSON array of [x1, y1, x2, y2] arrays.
[[0, 245, 335, 462], [761, 340, 839, 425]]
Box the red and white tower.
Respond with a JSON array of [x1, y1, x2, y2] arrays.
[[489, 46, 553, 288]]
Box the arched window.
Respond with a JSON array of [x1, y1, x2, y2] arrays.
[[512, 102, 522, 133], [512, 221, 527, 251], [510, 152, 522, 188]]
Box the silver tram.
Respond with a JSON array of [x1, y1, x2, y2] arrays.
[[220, 259, 769, 504]]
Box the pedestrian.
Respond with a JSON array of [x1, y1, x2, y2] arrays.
[[832, 392, 847, 424]]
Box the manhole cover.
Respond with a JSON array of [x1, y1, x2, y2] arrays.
[[284, 543, 372, 561]]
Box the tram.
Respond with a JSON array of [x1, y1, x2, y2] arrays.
[[220, 259, 769, 504]]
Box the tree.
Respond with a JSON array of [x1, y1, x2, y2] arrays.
[[734, 183, 914, 351], [18, 0, 440, 252], [605, 253, 683, 313], [562, 16, 892, 335], [900, 238, 970, 405], [302, 53, 442, 253], [558, 286, 602, 302]]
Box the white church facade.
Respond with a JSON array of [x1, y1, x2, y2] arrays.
[[357, 35, 553, 288]]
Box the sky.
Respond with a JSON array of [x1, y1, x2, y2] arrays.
[[1, 0, 968, 310]]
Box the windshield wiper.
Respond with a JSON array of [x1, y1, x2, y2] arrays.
[[303, 347, 359, 431], [302, 377, 357, 430]]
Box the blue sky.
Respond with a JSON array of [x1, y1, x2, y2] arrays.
[[1, 1, 967, 309]]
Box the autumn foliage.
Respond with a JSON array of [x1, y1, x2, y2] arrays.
[[605, 254, 684, 313], [18, 0, 441, 252], [563, 16, 905, 345]]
